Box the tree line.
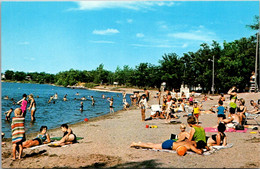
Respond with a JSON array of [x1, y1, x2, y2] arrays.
[[2, 16, 259, 93]]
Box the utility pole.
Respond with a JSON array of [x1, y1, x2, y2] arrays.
[[208, 55, 215, 94], [256, 32, 259, 92]]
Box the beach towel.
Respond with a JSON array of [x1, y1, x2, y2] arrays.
[[11, 116, 25, 144], [140, 143, 233, 156], [50, 137, 84, 141], [204, 127, 248, 133]]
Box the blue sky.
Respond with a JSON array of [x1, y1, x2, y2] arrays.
[[1, 1, 259, 74]]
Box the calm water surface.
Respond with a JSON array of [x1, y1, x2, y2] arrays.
[[1, 82, 130, 138]]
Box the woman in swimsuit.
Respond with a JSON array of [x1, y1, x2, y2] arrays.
[[22, 126, 50, 148], [228, 86, 237, 114], [57, 124, 77, 146], [28, 94, 37, 121], [237, 98, 247, 125], [207, 123, 227, 146]]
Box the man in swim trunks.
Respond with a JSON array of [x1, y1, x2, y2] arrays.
[[130, 140, 207, 155]]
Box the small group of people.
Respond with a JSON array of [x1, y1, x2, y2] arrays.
[[131, 116, 227, 156], [11, 108, 77, 160], [4, 94, 36, 122]]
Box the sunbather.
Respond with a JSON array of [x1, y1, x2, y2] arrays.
[[22, 126, 51, 148], [56, 124, 77, 146], [187, 116, 207, 145], [248, 100, 260, 114], [176, 123, 190, 142], [130, 140, 207, 155], [207, 123, 227, 146], [222, 110, 240, 128]]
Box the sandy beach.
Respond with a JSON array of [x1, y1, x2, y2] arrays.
[[2, 88, 260, 168]]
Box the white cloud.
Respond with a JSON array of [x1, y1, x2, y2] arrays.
[[90, 40, 115, 44], [72, 1, 175, 11], [182, 43, 188, 48], [136, 33, 144, 38], [168, 26, 217, 42], [127, 19, 133, 23], [92, 28, 119, 35], [24, 57, 35, 61], [18, 41, 29, 45]]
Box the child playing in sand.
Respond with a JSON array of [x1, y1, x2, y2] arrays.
[[4, 108, 13, 121], [17, 94, 27, 117], [11, 108, 25, 160], [22, 126, 51, 148], [207, 123, 227, 146], [193, 102, 200, 124], [176, 123, 190, 142]]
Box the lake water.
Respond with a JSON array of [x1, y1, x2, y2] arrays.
[[1, 82, 131, 138]]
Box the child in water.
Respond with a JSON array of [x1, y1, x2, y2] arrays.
[[4, 108, 13, 121], [17, 94, 28, 117]]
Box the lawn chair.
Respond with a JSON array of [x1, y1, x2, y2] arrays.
[[245, 112, 260, 125]]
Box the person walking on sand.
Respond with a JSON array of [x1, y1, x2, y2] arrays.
[[17, 94, 27, 117], [139, 94, 148, 121], [27, 94, 36, 121], [107, 97, 114, 113], [11, 108, 25, 160]]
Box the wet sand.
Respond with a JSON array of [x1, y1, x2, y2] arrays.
[[1, 89, 260, 168]]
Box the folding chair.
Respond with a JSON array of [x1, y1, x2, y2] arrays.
[[245, 112, 260, 125]]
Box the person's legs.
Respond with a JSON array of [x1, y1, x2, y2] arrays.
[[141, 109, 145, 121], [58, 134, 75, 145], [130, 142, 162, 149], [18, 144, 23, 159], [12, 144, 17, 160], [23, 140, 40, 148], [31, 109, 36, 121]]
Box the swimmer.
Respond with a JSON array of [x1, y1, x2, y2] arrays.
[[63, 94, 68, 101], [3, 95, 9, 100], [107, 97, 114, 113], [54, 93, 58, 99], [90, 96, 95, 106], [48, 96, 54, 103], [4, 108, 13, 121], [80, 102, 83, 111], [76, 92, 79, 96], [81, 96, 87, 101], [17, 94, 28, 117]]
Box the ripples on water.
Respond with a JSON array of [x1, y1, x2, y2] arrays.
[[1, 82, 131, 138]]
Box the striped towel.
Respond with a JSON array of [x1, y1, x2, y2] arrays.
[[11, 116, 25, 144]]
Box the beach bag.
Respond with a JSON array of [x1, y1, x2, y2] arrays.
[[235, 124, 244, 130]]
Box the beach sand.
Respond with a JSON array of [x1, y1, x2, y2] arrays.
[[2, 89, 260, 168]]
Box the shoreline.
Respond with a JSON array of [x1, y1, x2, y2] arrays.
[[2, 86, 260, 168]]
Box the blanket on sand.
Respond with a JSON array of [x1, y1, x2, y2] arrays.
[[204, 127, 247, 133], [139, 143, 233, 156]]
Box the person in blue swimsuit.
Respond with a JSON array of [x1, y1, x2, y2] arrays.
[[22, 126, 51, 148]]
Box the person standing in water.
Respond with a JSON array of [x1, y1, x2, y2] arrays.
[[80, 102, 83, 112], [27, 94, 36, 122], [107, 97, 114, 113], [17, 94, 28, 117], [90, 96, 95, 106], [122, 92, 126, 103]]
